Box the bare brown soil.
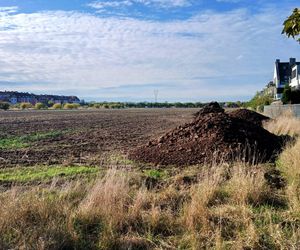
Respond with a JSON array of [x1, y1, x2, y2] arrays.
[[129, 103, 285, 166], [0, 109, 194, 167], [229, 109, 270, 126]]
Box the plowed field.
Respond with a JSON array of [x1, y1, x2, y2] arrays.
[[0, 109, 194, 167]]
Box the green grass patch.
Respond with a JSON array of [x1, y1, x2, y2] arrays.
[[0, 165, 99, 183], [108, 153, 135, 165], [0, 137, 27, 149], [0, 131, 63, 149], [144, 169, 168, 180]]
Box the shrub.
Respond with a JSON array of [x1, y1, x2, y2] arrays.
[[281, 84, 300, 104], [47, 100, 54, 108], [282, 84, 292, 104], [52, 103, 62, 109], [0, 102, 9, 111], [64, 103, 80, 109], [20, 102, 32, 109], [247, 92, 273, 111], [34, 102, 46, 110], [93, 103, 101, 109]]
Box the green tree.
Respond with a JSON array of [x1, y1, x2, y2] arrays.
[[52, 103, 62, 109], [20, 102, 32, 109], [0, 102, 10, 111], [35, 102, 46, 110], [64, 103, 80, 109], [282, 8, 300, 42], [48, 100, 54, 107], [247, 92, 273, 111]]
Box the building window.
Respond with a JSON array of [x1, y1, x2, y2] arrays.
[[292, 69, 297, 79], [277, 88, 284, 94]]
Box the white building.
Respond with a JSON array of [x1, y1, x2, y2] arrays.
[[290, 64, 300, 89]]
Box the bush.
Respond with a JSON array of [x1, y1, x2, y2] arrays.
[[93, 103, 101, 109], [47, 100, 54, 108], [63, 103, 80, 109], [281, 84, 300, 104], [0, 102, 10, 111], [282, 84, 292, 104], [52, 103, 62, 109], [247, 92, 273, 111], [35, 102, 46, 110], [20, 102, 32, 110]]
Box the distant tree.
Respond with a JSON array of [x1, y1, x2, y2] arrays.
[[52, 103, 62, 109], [20, 102, 32, 109], [282, 8, 300, 43], [64, 103, 80, 109], [0, 102, 10, 111], [35, 102, 46, 110], [48, 100, 54, 107]]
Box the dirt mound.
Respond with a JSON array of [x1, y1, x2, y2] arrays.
[[129, 103, 284, 166], [229, 109, 270, 126], [194, 102, 224, 116]]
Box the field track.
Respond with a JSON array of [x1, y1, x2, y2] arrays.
[[0, 109, 195, 167]]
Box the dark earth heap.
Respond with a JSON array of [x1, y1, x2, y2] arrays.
[[129, 103, 285, 166], [229, 109, 270, 126]]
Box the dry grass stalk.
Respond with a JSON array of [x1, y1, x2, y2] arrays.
[[264, 109, 300, 136]]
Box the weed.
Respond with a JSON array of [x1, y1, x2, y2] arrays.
[[144, 169, 167, 179]]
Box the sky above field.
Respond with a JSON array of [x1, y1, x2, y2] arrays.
[[0, 0, 299, 102]]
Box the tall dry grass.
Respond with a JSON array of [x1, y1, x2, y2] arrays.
[[0, 161, 298, 249], [264, 109, 300, 136]]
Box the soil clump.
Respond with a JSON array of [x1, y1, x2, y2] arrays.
[[129, 103, 284, 166]]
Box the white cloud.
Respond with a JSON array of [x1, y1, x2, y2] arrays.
[[0, 6, 18, 14], [88, 0, 191, 10], [0, 6, 298, 100], [135, 0, 191, 7], [87, 1, 133, 10]]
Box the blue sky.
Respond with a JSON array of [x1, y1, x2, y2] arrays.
[[0, 0, 299, 102]]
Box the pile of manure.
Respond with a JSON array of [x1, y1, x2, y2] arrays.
[[129, 103, 285, 166]]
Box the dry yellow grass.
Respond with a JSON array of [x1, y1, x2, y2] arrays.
[[264, 109, 300, 136]]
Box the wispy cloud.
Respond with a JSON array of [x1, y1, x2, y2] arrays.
[[136, 0, 191, 8], [0, 6, 18, 14], [88, 0, 191, 11], [0, 4, 298, 101], [87, 1, 133, 10]]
